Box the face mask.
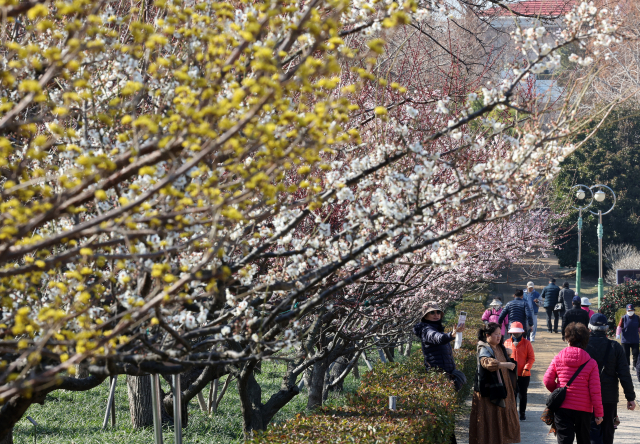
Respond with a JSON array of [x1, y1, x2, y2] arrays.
[[628, 311, 635, 316]]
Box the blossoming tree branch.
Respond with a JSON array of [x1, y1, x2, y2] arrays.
[[0, 0, 624, 438]]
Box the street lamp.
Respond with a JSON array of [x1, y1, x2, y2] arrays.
[[589, 184, 616, 309], [570, 184, 593, 295]]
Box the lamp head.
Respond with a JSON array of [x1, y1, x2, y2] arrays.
[[576, 189, 586, 200], [594, 190, 606, 202]]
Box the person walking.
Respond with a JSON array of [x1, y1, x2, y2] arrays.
[[504, 322, 535, 421], [544, 322, 604, 444], [559, 282, 576, 338], [482, 299, 509, 336], [523, 282, 540, 342], [616, 304, 640, 369], [586, 313, 636, 444], [469, 322, 520, 444], [498, 289, 534, 335], [541, 278, 561, 333], [581, 297, 595, 319], [562, 296, 590, 341]]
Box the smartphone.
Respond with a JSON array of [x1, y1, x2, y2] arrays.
[[457, 311, 467, 329]]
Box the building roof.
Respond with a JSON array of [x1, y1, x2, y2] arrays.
[[482, 0, 575, 17]]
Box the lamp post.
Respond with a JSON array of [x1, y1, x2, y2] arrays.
[[589, 184, 616, 309], [571, 185, 593, 295]]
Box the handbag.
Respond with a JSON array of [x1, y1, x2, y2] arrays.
[[554, 303, 563, 311], [546, 361, 588, 411], [489, 365, 508, 407]]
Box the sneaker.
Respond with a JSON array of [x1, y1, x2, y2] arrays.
[[520, 413, 526, 421]]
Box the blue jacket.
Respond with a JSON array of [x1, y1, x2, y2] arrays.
[[413, 320, 456, 373], [523, 290, 540, 314], [540, 283, 561, 308], [498, 298, 533, 329]]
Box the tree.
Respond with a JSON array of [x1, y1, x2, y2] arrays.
[[552, 107, 640, 275], [0, 0, 624, 440]]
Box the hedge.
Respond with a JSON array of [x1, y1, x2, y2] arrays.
[[251, 294, 487, 443], [600, 281, 640, 331]]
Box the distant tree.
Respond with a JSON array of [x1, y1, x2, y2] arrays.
[[552, 107, 640, 275]]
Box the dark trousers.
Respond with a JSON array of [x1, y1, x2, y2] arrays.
[[546, 307, 560, 332], [560, 310, 567, 338], [590, 402, 617, 444], [555, 408, 591, 444], [516, 375, 530, 413], [623, 342, 639, 367]]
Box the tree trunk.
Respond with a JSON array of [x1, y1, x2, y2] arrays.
[[75, 362, 90, 379], [324, 356, 349, 400], [237, 361, 300, 438], [383, 346, 395, 363], [0, 429, 12, 444], [403, 340, 412, 356], [238, 363, 265, 439], [352, 360, 360, 379], [306, 358, 329, 410], [126, 375, 154, 428]]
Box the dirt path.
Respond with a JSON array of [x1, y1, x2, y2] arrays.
[[456, 254, 640, 444]]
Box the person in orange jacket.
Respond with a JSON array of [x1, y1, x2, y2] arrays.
[[504, 321, 535, 421]]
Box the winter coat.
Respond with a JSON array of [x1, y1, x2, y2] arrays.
[[504, 336, 535, 377], [562, 307, 590, 330], [482, 308, 508, 335], [581, 306, 595, 318], [473, 341, 517, 401], [586, 332, 636, 404], [543, 346, 603, 417], [617, 314, 640, 344], [558, 288, 575, 312], [523, 290, 540, 314], [540, 283, 561, 308], [414, 320, 456, 374], [498, 298, 533, 330]]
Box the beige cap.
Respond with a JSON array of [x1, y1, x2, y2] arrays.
[[422, 301, 443, 318]]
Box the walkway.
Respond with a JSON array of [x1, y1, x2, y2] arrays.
[[456, 253, 640, 443]]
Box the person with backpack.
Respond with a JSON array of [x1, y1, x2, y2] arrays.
[[562, 296, 590, 341], [559, 282, 576, 337], [498, 289, 534, 335], [616, 304, 640, 369], [586, 313, 636, 444], [504, 322, 535, 421], [482, 299, 509, 335], [544, 322, 603, 444], [540, 278, 561, 333]]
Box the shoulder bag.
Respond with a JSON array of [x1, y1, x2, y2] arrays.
[[546, 361, 588, 412]]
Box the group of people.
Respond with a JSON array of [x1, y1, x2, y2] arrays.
[[414, 279, 640, 444]]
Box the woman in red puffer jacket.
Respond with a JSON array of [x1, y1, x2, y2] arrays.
[[544, 322, 603, 444]]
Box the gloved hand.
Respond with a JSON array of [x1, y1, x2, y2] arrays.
[[617, 334, 621, 340]]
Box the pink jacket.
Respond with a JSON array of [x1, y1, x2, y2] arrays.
[[581, 306, 595, 318], [482, 308, 508, 335], [543, 346, 603, 417]]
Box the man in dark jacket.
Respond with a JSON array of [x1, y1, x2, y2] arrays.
[[562, 295, 590, 340], [498, 289, 533, 332], [540, 278, 561, 333], [586, 313, 636, 444], [559, 282, 576, 338]]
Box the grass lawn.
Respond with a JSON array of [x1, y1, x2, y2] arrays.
[[12, 352, 400, 444]]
